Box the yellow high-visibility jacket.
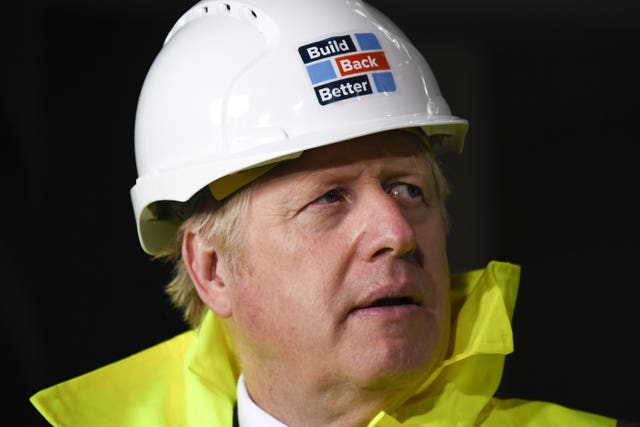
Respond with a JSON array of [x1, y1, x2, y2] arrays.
[[30, 261, 616, 426]]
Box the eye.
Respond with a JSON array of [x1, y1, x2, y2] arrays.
[[388, 183, 423, 200], [313, 188, 348, 205]]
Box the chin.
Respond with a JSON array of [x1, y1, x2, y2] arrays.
[[350, 336, 444, 392]]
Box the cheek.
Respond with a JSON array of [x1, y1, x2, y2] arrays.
[[231, 216, 358, 348], [230, 280, 270, 337], [229, 277, 329, 370], [227, 276, 296, 368], [229, 259, 315, 343], [418, 217, 449, 270], [417, 218, 450, 311], [231, 246, 346, 354]]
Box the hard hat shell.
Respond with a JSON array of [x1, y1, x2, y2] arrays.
[[131, 0, 469, 255]]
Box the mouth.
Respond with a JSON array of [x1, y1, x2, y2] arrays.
[[349, 293, 423, 319], [366, 296, 420, 308]]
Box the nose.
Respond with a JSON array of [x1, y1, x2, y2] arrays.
[[356, 187, 417, 261]]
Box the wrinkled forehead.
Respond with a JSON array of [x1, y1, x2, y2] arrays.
[[267, 129, 430, 179], [208, 129, 431, 200]]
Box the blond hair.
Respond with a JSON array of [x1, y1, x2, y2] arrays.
[[160, 186, 254, 328]]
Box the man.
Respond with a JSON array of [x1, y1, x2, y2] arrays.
[[30, 0, 627, 425]]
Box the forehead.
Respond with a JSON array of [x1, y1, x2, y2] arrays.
[[268, 130, 429, 179]]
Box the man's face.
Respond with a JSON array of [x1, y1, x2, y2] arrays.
[[223, 130, 450, 398]]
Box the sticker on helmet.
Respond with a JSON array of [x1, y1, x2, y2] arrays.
[[298, 33, 396, 106]]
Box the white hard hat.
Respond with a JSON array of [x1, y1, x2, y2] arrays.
[[131, 0, 469, 256]]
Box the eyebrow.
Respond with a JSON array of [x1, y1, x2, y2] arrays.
[[293, 156, 433, 196]]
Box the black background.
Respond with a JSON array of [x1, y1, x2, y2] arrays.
[[3, 0, 639, 425]]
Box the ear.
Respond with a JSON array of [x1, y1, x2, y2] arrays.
[[182, 231, 233, 318]]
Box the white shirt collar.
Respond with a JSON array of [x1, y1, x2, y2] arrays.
[[237, 374, 288, 427]]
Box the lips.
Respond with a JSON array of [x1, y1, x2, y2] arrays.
[[366, 296, 419, 308], [349, 286, 423, 317]]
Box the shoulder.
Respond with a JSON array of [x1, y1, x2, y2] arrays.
[[31, 331, 196, 426], [481, 398, 619, 426]]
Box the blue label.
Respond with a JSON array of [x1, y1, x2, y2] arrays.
[[372, 72, 396, 92], [299, 32, 396, 106], [355, 33, 382, 51], [306, 60, 337, 85]]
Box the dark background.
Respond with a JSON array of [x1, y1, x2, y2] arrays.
[[3, 0, 639, 425]]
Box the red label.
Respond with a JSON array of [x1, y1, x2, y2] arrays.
[[335, 51, 390, 76]]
